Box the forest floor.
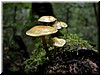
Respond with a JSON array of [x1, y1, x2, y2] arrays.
[[2, 48, 99, 75], [36, 49, 99, 74]]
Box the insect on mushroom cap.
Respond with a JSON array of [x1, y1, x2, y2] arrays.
[[50, 37, 66, 47], [38, 16, 57, 22], [26, 26, 58, 37]]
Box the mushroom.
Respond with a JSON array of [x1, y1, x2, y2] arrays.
[[50, 37, 66, 47], [26, 26, 58, 60], [52, 21, 68, 29], [38, 16, 57, 22]]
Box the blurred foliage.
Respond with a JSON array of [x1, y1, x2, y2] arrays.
[[3, 3, 98, 73], [52, 3, 98, 49]]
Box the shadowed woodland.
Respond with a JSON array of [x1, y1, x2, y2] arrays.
[[3, 2, 99, 74]]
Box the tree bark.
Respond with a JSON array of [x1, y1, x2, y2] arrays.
[[31, 3, 55, 17]]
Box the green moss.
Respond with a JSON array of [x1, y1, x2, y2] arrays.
[[24, 31, 98, 73], [24, 47, 47, 73], [60, 32, 97, 52]]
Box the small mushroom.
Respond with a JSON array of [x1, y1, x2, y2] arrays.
[[52, 21, 68, 29], [50, 37, 66, 47], [26, 26, 58, 60], [38, 16, 57, 22]]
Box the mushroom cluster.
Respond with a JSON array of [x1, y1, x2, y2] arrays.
[[38, 16, 68, 47], [26, 16, 68, 60]]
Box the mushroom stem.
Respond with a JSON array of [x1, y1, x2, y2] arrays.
[[42, 36, 50, 59]]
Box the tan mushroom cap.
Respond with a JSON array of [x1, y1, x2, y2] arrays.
[[50, 37, 66, 47], [38, 16, 57, 22], [52, 21, 68, 29], [26, 26, 58, 37]]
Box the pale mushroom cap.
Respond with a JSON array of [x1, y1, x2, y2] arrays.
[[52, 21, 68, 29], [50, 37, 66, 47], [60, 22, 68, 27], [38, 16, 57, 22], [52, 22, 62, 29], [26, 26, 58, 37]]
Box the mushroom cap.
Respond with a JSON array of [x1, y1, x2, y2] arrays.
[[26, 26, 58, 37], [52, 21, 68, 29], [52, 21, 62, 29], [38, 16, 57, 22], [50, 37, 66, 47]]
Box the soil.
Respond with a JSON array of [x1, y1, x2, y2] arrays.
[[36, 49, 99, 74], [2, 48, 99, 75]]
